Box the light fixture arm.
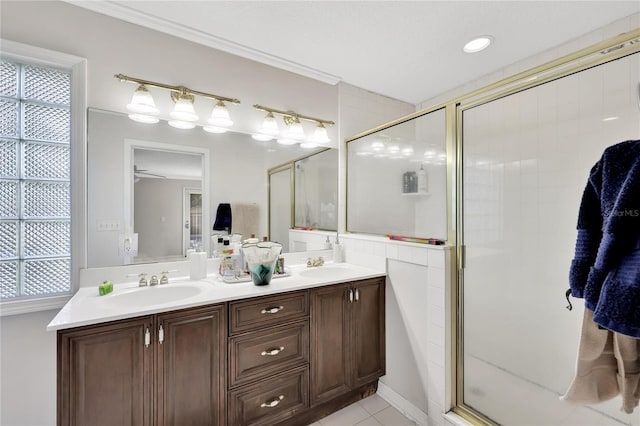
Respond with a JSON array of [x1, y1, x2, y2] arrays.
[[253, 104, 334, 126], [115, 73, 240, 104]]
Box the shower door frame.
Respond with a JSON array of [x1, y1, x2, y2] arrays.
[[450, 30, 640, 425]]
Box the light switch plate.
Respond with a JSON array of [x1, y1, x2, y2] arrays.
[[97, 220, 121, 232]]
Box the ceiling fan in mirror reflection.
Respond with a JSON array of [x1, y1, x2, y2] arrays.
[[133, 164, 166, 179]]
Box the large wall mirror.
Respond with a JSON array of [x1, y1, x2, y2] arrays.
[[87, 108, 337, 267]]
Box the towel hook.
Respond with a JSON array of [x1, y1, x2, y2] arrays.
[[565, 288, 573, 311]]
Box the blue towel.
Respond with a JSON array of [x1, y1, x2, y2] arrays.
[[569, 139, 640, 337]]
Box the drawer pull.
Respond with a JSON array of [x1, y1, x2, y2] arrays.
[[261, 306, 284, 315], [261, 346, 285, 356], [260, 395, 284, 408]]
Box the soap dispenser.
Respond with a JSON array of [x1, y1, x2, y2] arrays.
[[332, 234, 344, 263], [324, 235, 332, 250]]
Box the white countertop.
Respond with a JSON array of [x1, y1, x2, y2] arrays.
[[47, 262, 386, 331]]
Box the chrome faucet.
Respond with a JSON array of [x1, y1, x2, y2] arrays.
[[149, 275, 159, 286], [307, 256, 324, 267], [160, 271, 169, 285], [138, 273, 148, 287]]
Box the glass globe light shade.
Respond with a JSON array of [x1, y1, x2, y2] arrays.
[[127, 85, 158, 114]]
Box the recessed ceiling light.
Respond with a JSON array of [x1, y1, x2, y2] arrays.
[[463, 36, 493, 53]]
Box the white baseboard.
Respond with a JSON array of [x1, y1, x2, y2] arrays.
[[442, 411, 474, 426], [377, 381, 429, 426]]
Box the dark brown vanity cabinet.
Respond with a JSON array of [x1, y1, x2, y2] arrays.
[[310, 277, 386, 405], [57, 277, 385, 426], [57, 304, 226, 426]]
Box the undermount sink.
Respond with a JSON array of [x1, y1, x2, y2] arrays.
[[104, 285, 203, 307], [298, 265, 354, 279]]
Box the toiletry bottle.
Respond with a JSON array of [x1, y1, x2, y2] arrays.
[[275, 255, 285, 275], [409, 171, 418, 193], [324, 235, 332, 249], [333, 234, 344, 263], [221, 239, 233, 256], [418, 164, 427, 193]]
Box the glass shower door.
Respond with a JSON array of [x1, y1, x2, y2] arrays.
[[461, 52, 640, 425]]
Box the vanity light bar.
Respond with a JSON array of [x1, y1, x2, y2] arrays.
[[253, 104, 334, 126], [115, 73, 240, 104]]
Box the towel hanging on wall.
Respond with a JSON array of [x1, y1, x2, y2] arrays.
[[562, 309, 640, 414], [213, 203, 232, 233], [231, 203, 259, 240]]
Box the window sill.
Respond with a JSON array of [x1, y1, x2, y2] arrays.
[[0, 294, 72, 317]]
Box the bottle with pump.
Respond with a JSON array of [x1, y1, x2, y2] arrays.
[[324, 236, 332, 249], [418, 164, 428, 194], [333, 233, 344, 263]]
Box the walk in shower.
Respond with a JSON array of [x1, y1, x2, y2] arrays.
[[459, 45, 640, 424]]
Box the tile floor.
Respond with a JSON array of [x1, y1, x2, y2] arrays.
[[307, 394, 416, 426]]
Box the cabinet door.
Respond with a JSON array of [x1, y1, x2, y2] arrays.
[[156, 304, 226, 426], [310, 283, 351, 405], [58, 316, 153, 426], [351, 278, 386, 387]]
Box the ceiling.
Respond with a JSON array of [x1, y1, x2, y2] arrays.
[[71, 1, 639, 105]]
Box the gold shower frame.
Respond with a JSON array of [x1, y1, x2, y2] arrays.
[[345, 27, 640, 426]]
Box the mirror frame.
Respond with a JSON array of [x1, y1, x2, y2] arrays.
[[123, 138, 210, 263]]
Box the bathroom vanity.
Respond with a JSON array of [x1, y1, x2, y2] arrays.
[[51, 264, 385, 426]]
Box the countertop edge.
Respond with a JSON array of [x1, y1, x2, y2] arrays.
[[47, 266, 386, 332]]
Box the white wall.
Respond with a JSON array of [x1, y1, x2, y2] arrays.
[[0, 309, 58, 426], [0, 3, 413, 426], [0, 1, 340, 144]]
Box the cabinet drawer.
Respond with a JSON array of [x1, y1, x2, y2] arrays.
[[228, 366, 309, 426], [230, 320, 309, 388], [229, 291, 309, 335]]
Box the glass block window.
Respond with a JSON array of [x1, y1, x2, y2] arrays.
[[0, 60, 71, 300]]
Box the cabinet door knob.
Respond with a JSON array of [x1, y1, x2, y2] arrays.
[[144, 327, 150, 348], [260, 395, 284, 408], [261, 306, 284, 314], [261, 346, 285, 356], [355, 288, 360, 302], [349, 289, 354, 303]]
